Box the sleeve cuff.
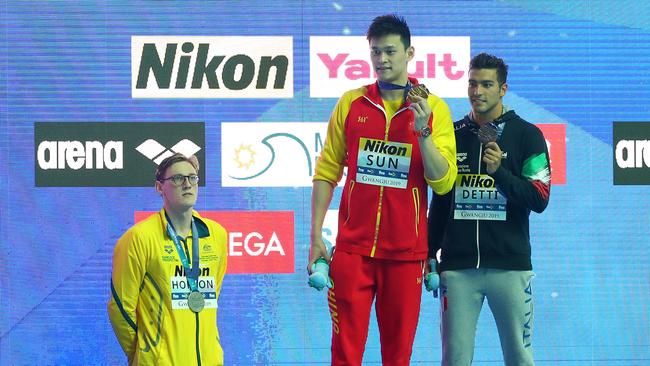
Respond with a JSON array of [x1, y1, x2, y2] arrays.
[[426, 166, 453, 195]]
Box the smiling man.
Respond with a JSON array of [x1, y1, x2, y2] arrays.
[[308, 14, 457, 366], [108, 153, 228, 366]]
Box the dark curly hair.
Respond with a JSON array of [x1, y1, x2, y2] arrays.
[[469, 53, 508, 85]]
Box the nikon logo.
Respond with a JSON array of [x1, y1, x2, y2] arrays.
[[613, 122, 650, 185], [132, 36, 293, 98], [34, 122, 205, 187], [460, 174, 495, 188], [363, 139, 407, 156]]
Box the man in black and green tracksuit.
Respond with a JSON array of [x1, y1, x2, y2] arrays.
[[428, 53, 551, 366]]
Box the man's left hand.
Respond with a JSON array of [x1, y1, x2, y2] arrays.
[[483, 141, 502, 174]]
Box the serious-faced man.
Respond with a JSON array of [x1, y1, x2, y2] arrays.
[[108, 153, 228, 365]]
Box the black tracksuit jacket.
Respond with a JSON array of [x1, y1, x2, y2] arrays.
[[428, 110, 551, 271]]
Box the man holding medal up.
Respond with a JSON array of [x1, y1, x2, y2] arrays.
[[428, 53, 551, 365], [108, 153, 228, 365], [308, 14, 457, 365]]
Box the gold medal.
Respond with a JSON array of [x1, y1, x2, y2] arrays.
[[407, 84, 429, 102]]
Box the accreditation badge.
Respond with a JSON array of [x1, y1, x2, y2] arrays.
[[453, 173, 507, 220], [170, 276, 218, 310], [356, 137, 412, 189]]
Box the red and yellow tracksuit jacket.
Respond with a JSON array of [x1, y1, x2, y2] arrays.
[[108, 209, 227, 366], [315, 79, 457, 261]]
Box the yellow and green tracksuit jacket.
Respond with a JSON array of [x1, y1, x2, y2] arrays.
[[108, 209, 227, 366], [315, 78, 457, 261]]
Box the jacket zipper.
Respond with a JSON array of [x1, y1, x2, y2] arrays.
[[195, 312, 201, 366], [193, 236, 201, 366], [344, 180, 355, 225], [371, 187, 384, 257], [363, 96, 410, 257], [476, 143, 482, 268], [412, 188, 420, 237]]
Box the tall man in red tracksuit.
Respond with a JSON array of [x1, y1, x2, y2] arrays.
[[307, 14, 457, 366]]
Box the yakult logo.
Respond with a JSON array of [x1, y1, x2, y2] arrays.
[[135, 211, 294, 274], [310, 36, 470, 98], [132, 36, 293, 98]]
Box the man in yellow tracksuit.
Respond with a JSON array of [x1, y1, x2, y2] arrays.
[[108, 153, 228, 366]]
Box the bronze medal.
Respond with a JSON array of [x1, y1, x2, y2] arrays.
[[478, 122, 499, 144]]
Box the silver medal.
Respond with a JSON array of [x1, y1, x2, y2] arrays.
[[187, 290, 205, 313]]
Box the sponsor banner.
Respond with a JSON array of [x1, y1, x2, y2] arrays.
[[537, 124, 567, 185], [132, 36, 293, 98], [136, 211, 294, 274], [310, 36, 469, 98], [613, 122, 650, 185], [35, 122, 204, 187], [222, 122, 345, 187]]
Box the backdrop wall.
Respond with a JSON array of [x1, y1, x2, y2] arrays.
[[1, 1, 649, 365]]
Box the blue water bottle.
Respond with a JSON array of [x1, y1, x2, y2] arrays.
[[424, 258, 440, 297], [308, 237, 334, 291]]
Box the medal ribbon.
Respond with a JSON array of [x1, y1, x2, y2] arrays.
[[165, 214, 200, 292], [377, 80, 412, 102]]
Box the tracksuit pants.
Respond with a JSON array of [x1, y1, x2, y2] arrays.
[[328, 250, 424, 366], [440, 268, 535, 366]]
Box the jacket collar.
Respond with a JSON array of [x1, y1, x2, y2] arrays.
[[456, 108, 517, 132], [160, 208, 210, 239], [365, 77, 420, 106]]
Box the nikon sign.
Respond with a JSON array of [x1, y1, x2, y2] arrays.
[[34, 122, 205, 187], [132, 36, 293, 98]]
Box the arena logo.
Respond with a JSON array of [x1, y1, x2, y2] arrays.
[[35, 122, 205, 187], [221, 122, 345, 187], [613, 122, 650, 185], [132, 36, 293, 98], [37, 140, 123, 170], [536, 124, 567, 185], [309, 36, 470, 98], [135, 211, 295, 274], [136, 139, 201, 165]]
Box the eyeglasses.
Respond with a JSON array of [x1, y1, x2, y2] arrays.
[[160, 174, 200, 186]]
